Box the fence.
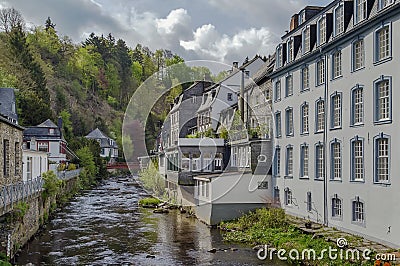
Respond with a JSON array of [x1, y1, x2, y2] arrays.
[[0, 177, 44, 216], [56, 169, 82, 180], [0, 168, 82, 216]]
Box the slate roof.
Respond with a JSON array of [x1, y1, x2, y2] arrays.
[[86, 128, 118, 149], [0, 88, 18, 123], [23, 119, 63, 140]]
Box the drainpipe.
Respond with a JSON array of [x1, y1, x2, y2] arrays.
[[323, 51, 329, 227], [240, 69, 245, 122]]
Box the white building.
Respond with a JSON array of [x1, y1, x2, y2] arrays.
[[85, 128, 119, 161], [271, 1, 400, 248], [22, 149, 48, 182]]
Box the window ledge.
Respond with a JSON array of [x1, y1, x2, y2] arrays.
[[314, 130, 324, 134], [284, 175, 294, 179], [350, 180, 365, 183], [329, 179, 342, 182], [314, 178, 324, 181], [331, 216, 343, 222], [330, 126, 342, 131], [373, 56, 392, 66], [300, 132, 309, 136], [331, 75, 343, 81], [350, 123, 364, 128], [351, 66, 365, 73], [299, 176, 310, 180], [374, 119, 392, 125], [373, 181, 391, 187], [274, 99, 282, 103], [301, 88, 310, 93], [286, 134, 295, 138]]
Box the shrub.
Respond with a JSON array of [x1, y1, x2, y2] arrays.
[[42, 171, 63, 199], [139, 197, 161, 207]]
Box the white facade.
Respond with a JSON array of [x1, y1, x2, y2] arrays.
[[22, 149, 48, 182], [272, 1, 400, 247]]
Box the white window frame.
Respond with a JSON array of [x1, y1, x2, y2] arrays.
[[301, 66, 310, 91], [354, 0, 367, 24], [373, 76, 392, 124], [316, 58, 325, 86], [317, 16, 326, 46], [374, 22, 392, 64], [286, 145, 294, 177], [315, 143, 324, 180], [285, 74, 293, 97], [330, 139, 342, 181], [315, 99, 325, 133], [374, 133, 390, 184], [379, 0, 394, 10], [275, 80, 281, 102], [300, 144, 309, 179], [287, 38, 294, 62], [352, 198, 365, 224], [334, 3, 344, 36], [332, 50, 342, 79], [303, 26, 311, 54], [330, 92, 342, 129], [352, 38, 365, 71], [332, 195, 342, 218], [301, 102, 309, 134], [351, 85, 364, 126], [285, 107, 294, 137], [351, 136, 364, 182]]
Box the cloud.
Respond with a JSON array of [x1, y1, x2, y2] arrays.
[[1, 0, 332, 63], [181, 25, 274, 62]]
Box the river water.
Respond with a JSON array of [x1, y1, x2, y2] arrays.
[[15, 176, 285, 266]]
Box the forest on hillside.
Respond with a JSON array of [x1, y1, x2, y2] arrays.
[[0, 8, 227, 158]]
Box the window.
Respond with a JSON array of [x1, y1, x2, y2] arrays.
[[181, 153, 190, 171], [334, 4, 344, 36], [285, 188, 293, 205], [332, 196, 342, 217], [286, 146, 293, 177], [286, 75, 293, 97], [316, 59, 325, 86], [331, 93, 341, 129], [355, 0, 367, 24], [331, 140, 342, 180], [352, 199, 365, 223], [15, 142, 20, 175], [379, 0, 394, 9], [351, 86, 364, 125], [275, 80, 281, 101], [315, 143, 324, 180], [192, 154, 200, 171], [38, 142, 49, 152], [276, 44, 283, 68], [301, 103, 309, 134], [353, 39, 365, 71], [301, 66, 309, 91], [318, 17, 326, 45], [375, 134, 390, 183], [375, 24, 391, 63], [285, 108, 294, 136], [351, 137, 364, 181], [274, 187, 280, 203], [303, 27, 310, 54], [274, 147, 281, 176], [300, 144, 309, 178], [374, 77, 391, 123], [3, 139, 9, 177], [287, 39, 294, 62], [332, 51, 342, 79], [275, 112, 282, 138], [26, 156, 32, 180], [307, 192, 312, 212], [227, 93, 233, 101], [316, 99, 325, 132]]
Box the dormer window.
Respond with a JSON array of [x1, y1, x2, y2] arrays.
[[317, 16, 326, 45], [355, 0, 367, 24], [287, 38, 294, 62], [49, 128, 55, 135], [303, 26, 311, 54], [298, 10, 306, 25], [379, 0, 394, 10], [276, 44, 283, 68], [334, 4, 344, 36]]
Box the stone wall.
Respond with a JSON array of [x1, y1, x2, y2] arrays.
[[0, 175, 80, 259], [0, 120, 24, 187]]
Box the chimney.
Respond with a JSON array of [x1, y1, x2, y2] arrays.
[[233, 61, 239, 69], [290, 14, 299, 31]]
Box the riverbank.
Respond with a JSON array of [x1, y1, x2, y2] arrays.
[[219, 208, 397, 265]]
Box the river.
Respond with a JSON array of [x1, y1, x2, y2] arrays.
[[15, 176, 285, 266]]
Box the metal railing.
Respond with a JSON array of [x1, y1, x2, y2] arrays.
[[0, 177, 44, 215], [56, 169, 82, 180]]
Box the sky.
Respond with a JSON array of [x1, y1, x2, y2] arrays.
[[0, 0, 331, 64]]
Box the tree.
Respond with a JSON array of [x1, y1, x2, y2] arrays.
[[45, 17, 56, 31], [0, 8, 24, 33]]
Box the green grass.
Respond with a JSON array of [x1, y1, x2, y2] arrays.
[[220, 208, 375, 266], [139, 197, 162, 207]]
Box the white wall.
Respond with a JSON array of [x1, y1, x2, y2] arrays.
[[22, 149, 48, 182]]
